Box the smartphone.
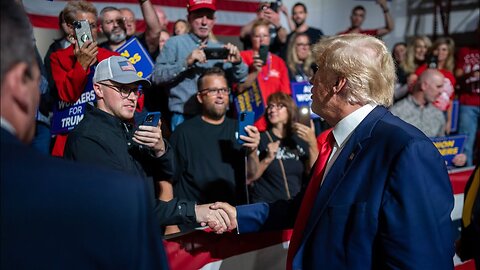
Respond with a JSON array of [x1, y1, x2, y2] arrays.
[[427, 54, 438, 69], [297, 105, 311, 126], [141, 112, 161, 127], [204, 47, 229, 60], [269, 1, 280, 12], [237, 111, 255, 145], [73, 20, 93, 48], [258, 45, 269, 65]]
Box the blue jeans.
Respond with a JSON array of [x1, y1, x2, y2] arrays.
[[170, 113, 185, 132], [458, 104, 480, 166]]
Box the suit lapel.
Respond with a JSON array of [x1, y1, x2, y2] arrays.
[[299, 106, 389, 246]]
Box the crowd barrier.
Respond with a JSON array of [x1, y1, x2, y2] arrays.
[[164, 167, 476, 270]]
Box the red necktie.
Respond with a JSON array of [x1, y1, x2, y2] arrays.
[[286, 129, 335, 270]]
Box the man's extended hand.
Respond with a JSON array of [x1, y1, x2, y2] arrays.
[[195, 203, 236, 234], [133, 120, 166, 157]]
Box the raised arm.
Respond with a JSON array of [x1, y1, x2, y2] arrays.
[[139, 0, 161, 54], [375, 0, 394, 37]]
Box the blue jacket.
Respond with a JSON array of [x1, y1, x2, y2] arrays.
[[1, 128, 168, 269], [237, 106, 454, 270]]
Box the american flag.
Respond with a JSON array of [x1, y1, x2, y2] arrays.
[[23, 0, 260, 36]]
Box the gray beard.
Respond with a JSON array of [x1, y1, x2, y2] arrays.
[[108, 31, 126, 44]]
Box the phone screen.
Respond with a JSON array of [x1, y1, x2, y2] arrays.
[[204, 48, 229, 60], [297, 105, 311, 126]]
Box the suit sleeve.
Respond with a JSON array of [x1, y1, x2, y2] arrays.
[[379, 139, 454, 269]]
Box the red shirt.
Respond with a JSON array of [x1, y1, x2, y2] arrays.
[[240, 50, 291, 131], [50, 45, 118, 157], [455, 47, 480, 106]]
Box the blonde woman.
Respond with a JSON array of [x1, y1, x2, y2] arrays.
[[286, 33, 314, 82]]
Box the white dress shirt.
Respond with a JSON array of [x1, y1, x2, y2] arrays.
[[322, 104, 377, 183]]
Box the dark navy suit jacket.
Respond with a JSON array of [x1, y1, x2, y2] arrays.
[[237, 106, 454, 269], [1, 128, 168, 269]]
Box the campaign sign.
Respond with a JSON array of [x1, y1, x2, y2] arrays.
[[431, 135, 467, 167], [51, 67, 96, 135], [116, 37, 154, 79], [291, 82, 319, 119], [234, 79, 265, 121]]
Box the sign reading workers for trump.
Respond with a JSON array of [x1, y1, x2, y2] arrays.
[[291, 82, 320, 119], [51, 67, 96, 135], [115, 37, 154, 79], [431, 135, 467, 167], [233, 79, 265, 122]]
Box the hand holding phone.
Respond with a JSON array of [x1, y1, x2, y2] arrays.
[[297, 105, 311, 126], [258, 45, 269, 66], [237, 111, 255, 145], [73, 20, 93, 48]]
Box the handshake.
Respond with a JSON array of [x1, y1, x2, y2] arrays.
[[195, 202, 238, 234]]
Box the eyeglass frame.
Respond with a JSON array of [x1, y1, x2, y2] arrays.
[[97, 81, 141, 98], [266, 103, 286, 111], [198, 87, 231, 96]]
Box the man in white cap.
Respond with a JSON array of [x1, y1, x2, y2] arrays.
[[64, 56, 236, 233]]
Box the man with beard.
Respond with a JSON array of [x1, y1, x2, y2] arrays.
[[170, 68, 260, 216], [287, 3, 324, 47]]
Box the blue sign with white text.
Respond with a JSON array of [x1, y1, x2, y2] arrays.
[[116, 37, 154, 79], [51, 67, 96, 135], [291, 82, 319, 119]]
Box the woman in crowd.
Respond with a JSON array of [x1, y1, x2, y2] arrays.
[[49, 1, 118, 156], [415, 37, 456, 133], [286, 33, 314, 82], [394, 36, 431, 101], [248, 93, 318, 203], [238, 19, 291, 132]]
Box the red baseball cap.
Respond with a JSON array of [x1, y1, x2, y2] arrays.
[[187, 0, 217, 12]]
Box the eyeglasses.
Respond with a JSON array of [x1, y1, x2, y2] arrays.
[[98, 82, 140, 98], [199, 87, 230, 96], [266, 103, 285, 111]]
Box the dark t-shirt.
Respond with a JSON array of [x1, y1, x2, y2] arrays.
[[249, 131, 309, 203], [170, 116, 247, 205]]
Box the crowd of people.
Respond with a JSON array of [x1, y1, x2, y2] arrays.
[[2, 0, 479, 269]]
